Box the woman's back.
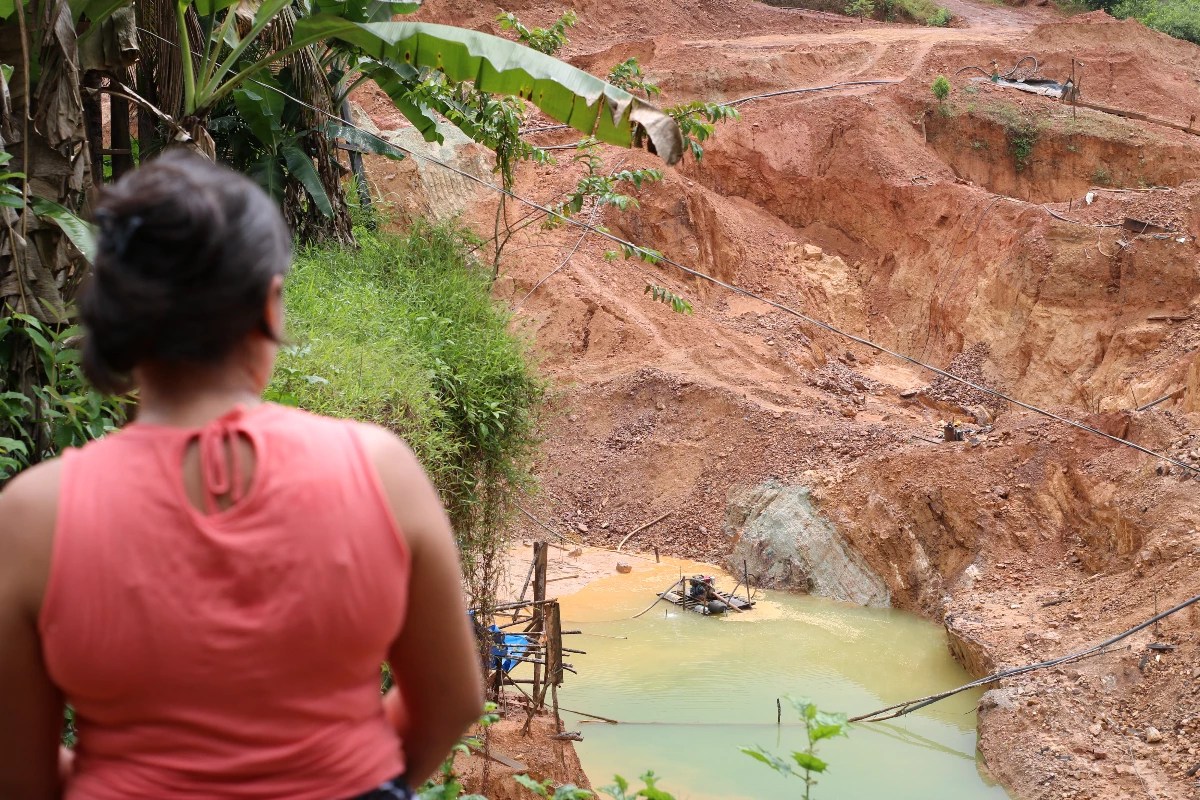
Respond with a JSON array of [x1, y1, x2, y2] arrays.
[[41, 403, 409, 799], [0, 151, 482, 800]]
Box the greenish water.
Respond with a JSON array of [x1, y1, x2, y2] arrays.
[[549, 561, 1011, 800]]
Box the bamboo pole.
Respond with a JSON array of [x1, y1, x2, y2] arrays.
[[632, 578, 683, 619], [851, 590, 1200, 723]]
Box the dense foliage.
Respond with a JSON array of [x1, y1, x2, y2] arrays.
[[1092, 0, 1200, 43], [0, 314, 127, 482], [267, 217, 543, 608]]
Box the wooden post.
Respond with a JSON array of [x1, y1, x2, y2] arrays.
[[109, 92, 134, 179], [536, 602, 563, 731], [533, 542, 548, 606], [529, 542, 548, 705]]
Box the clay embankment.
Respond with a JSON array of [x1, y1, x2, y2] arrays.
[[358, 4, 1200, 799]]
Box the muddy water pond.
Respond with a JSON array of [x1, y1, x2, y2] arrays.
[[551, 558, 1011, 799]]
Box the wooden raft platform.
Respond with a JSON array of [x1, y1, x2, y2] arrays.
[[659, 588, 755, 615]]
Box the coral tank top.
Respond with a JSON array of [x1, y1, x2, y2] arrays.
[[39, 403, 410, 799]]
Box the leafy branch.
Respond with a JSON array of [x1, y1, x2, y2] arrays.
[[741, 698, 849, 800], [644, 283, 693, 315], [545, 141, 662, 228], [496, 10, 578, 56], [607, 58, 660, 98], [604, 58, 741, 161], [665, 101, 741, 162]]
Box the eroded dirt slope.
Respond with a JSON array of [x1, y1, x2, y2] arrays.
[[360, 3, 1200, 798]]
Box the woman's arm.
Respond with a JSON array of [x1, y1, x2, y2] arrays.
[[0, 463, 65, 800], [357, 426, 484, 787]]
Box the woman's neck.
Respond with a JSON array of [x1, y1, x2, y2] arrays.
[[133, 362, 266, 428]]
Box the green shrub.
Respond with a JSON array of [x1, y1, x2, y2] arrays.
[[931, 75, 952, 101], [927, 6, 953, 25], [271, 219, 543, 605], [893, 0, 952, 26], [0, 315, 129, 483], [845, 0, 875, 19]]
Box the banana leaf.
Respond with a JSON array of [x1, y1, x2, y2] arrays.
[[281, 144, 334, 217], [289, 16, 683, 164], [320, 119, 406, 160], [31, 197, 96, 262]]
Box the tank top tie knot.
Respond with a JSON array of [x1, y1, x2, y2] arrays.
[[197, 406, 252, 515]]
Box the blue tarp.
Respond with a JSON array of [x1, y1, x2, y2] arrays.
[[470, 611, 532, 673], [488, 626, 532, 674]]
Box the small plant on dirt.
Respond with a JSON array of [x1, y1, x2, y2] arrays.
[[988, 105, 1042, 173], [496, 10, 578, 55], [1006, 121, 1039, 172], [742, 698, 849, 800], [607, 58, 661, 98], [415, 703, 500, 800], [931, 75, 952, 102], [1091, 165, 1112, 186], [544, 140, 663, 230], [845, 0, 875, 20]]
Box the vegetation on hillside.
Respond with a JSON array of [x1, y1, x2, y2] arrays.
[[267, 216, 542, 610], [1075, 0, 1200, 43]]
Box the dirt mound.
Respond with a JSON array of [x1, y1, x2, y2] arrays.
[[1017, 13, 1200, 126]]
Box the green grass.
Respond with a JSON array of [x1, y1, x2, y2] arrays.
[[893, 0, 953, 24], [268, 218, 543, 556], [980, 103, 1045, 172]]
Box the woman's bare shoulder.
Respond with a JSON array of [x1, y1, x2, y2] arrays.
[[0, 458, 63, 605]]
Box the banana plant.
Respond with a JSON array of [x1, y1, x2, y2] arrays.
[[169, 0, 682, 164]]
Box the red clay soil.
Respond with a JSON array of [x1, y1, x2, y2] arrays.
[[358, 3, 1200, 798], [450, 714, 592, 800]]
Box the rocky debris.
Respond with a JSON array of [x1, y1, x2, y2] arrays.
[[927, 344, 1008, 415]]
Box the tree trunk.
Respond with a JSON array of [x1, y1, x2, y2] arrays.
[[0, 2, 93, 471], [0, 2, 92, 325]]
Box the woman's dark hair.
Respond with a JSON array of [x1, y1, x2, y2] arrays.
[[81, 150, 292, 394]]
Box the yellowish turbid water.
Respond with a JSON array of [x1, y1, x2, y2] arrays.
[[542, 557, 1010, 800]]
